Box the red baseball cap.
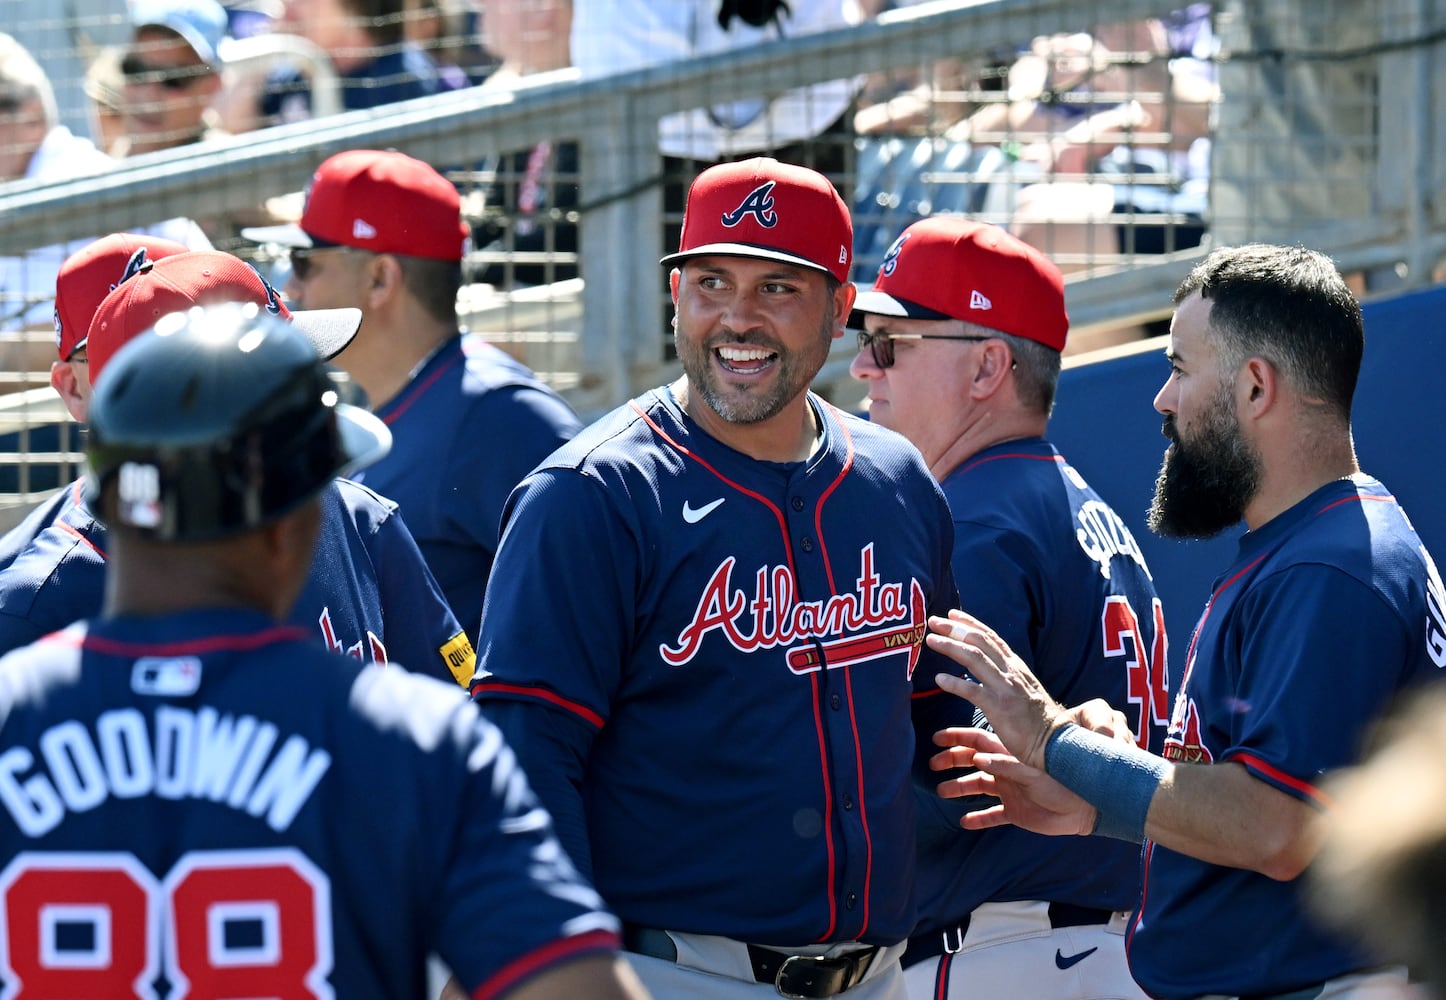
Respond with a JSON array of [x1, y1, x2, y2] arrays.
[[852, 217, 1069, 352], [240, 149, 471, 262], [87, 251, 363, 385], [54, 234, 189, 362], [661, 157, 853, 282]]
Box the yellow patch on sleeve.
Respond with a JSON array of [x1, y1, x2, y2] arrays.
[[441, 630, 477, 687]]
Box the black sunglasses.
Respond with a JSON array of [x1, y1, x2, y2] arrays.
[[120, 53, 214, 91], [288, 246, 366, 281], [856, 329, 995, 369]]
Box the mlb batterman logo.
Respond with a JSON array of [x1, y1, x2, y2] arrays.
[[721, 182, 779, 229]]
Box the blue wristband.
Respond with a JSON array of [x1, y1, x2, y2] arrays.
[[1044, 723, 1168, 843]]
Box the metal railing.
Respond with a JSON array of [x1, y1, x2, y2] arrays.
[[1, 0, 1441, 513]]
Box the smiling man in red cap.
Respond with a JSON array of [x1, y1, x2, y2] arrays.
[[242, 148, 582, 645], [0, 243, 476, 691], [470, 157, 964, 999], [849, 216, 1164, 1000]]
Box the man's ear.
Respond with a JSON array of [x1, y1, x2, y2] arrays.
[[50, 361, 88, 423], [366, 254, 405, 308], [1240, 356, 1278, 417], [969, 340, 1014, 400]]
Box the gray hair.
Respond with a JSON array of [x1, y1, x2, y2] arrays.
[[0, 33, 57, 129]]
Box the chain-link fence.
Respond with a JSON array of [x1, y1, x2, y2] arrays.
[[1, 0, 1442, 523]]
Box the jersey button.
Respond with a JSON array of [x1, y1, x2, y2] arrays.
[[791, 496, 805, 511], [801, 537, 814, 552], [845, 892, 858, 910], [829, 693, 841, 710], [843, 795, 854, 811]]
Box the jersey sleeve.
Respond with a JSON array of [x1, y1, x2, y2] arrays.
[[459, 386, 582, 556], [472, 468, 637, 725], [1225, 564, 1417, 802], [352, 669, 620, 996], [471, 468, 641, 886], [363, 494, 477, 687]]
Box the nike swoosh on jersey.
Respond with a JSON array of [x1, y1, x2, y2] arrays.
[[682, 498, 726, 523], [1054, 946, 1099, 970]]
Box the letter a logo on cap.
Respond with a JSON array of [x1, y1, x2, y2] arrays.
[[721, 182, 779, 229], [970, 290, 993, 311]]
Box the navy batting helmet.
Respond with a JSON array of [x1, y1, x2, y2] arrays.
[[85, 302, 390, 541]]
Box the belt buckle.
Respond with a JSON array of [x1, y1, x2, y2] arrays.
[[774, 953, 839, 999]]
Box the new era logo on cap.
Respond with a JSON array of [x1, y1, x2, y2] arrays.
[[87, 250, 362, 385], [240, 150, 471, 262], [661, 157, 853, 282], [851, 217, 1069, 352]]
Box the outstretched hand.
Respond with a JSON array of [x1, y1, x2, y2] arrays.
[[930, 727, 1098, 837], [926, 610, 1070, 769]]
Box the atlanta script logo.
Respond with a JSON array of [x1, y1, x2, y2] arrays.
[[661, 543, 927, 677]]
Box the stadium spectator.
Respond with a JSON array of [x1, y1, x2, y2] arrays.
[[405, 0, 490, 88], [115, 0, 230, 157], [471, 0, 579, 288], [242, 149, 582, 643], [0, 299, 650, 1000], [82, 47, 129, 155], [849, 218, 1163, 1000], [254, 0, 468, 127], [0, 33, 208, 357], [569, 0, 861, 299], [926, 243, 1441, 999], [6, 0, 128, 138], [851, 14, 1215, 307]]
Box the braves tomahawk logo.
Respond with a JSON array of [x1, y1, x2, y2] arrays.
[[660, 544, 928, 678], [243, 262, 285, 315], [879, 232, 910, 277], [721, 182, 779, 229]]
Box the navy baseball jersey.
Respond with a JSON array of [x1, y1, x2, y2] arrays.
[[352, 333, 582, 642], [1130, 475, 1446, 998], [471, 387, 961, 946], [0, 478, 475, 685], [0, 607, 618, 998], [913, 439, 1170, 931]]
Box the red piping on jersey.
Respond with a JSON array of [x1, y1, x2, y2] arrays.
[[473, 928, 620, 1000], [81, 626, 310, 656], [842, 659, 874, 937], [1127, 840, 1155, 953], [809, 669, 840, 940], [956, 451, 1063, 476], [1317, 492, 1394, 515], [57, 520, 106, 559], [380, 343, 463, 425], [473, 681, 606, 730], [631, 401, 797, 577], [812, 403, 856, 592], [636, 398, 872, 940], [1180, 552, 1270, 689], [1225, 751, 1334, 808]]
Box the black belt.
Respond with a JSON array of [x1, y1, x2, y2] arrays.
[[622, 924, 881, 999], [901, 902, 1116, 968]]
